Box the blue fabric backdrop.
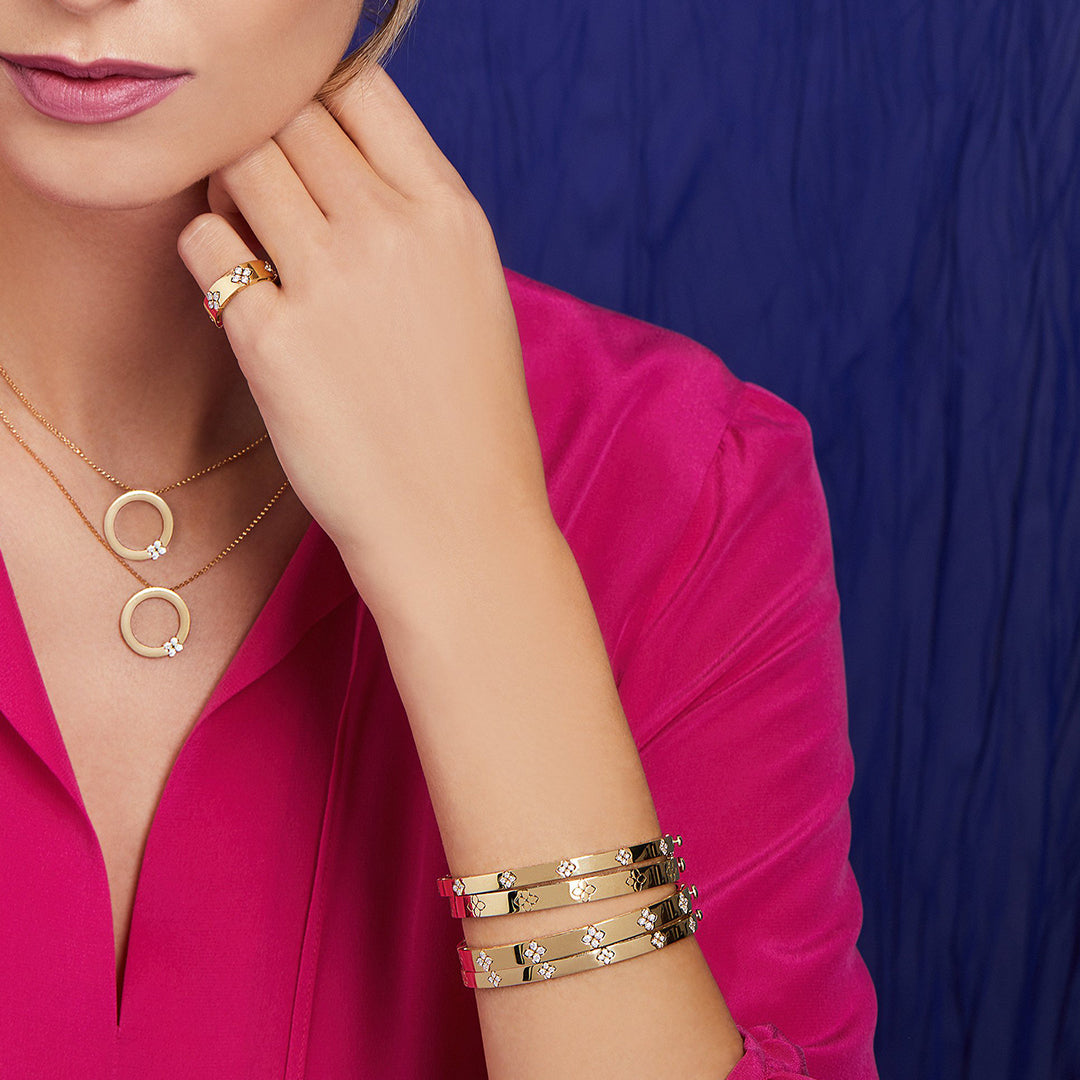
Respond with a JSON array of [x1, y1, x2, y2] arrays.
[[356, 5, 1080, 1078]]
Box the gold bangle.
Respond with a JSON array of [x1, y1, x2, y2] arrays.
[[448, 856, 683, 918], [459, 884, 700, 973], [462, 912, 700, 988], [438, 833, 683, 898]]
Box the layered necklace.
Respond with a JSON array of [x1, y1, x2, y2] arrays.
[[0, 362, 289, 659]]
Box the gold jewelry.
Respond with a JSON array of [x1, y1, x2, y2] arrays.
[[459, 884, 699, 973], [439, 833, 684, 898], [462, 912, 700, 988], [0, 403, 289, 659], [447, 856, 683, 918], [0, 360, 270, 563], [203, 259, 279, 328]]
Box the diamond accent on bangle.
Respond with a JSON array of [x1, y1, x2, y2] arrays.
[[537, 962, 557, 979], [569, 881, 596, 902], [615, 847, 633, 865], [475, 950, 493, 972], [688, 917, 698, 933], [637, 908, 657, 930], [596, 947, 616, 965], [513, 890, 540, 912], [659, 836, 672, 855], [557, 859, 578, 878], [581, 924, 605, 948], [487, 972, 502, 987], [678, 892, 691, 914], [498, 870, 517, 889], [523, 940, 546, 962], [452, 878, 466, 896], [626, 868, 647, 890], [650, 931, 667, 949]]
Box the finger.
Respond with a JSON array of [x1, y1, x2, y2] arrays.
[[272, 99, 394, 219], [317, 62, 470, 200], [214, 137, 332, 273], [176, 213, 279, 336]]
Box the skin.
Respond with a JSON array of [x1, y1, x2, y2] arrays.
[[0, 0, 747, 1073]]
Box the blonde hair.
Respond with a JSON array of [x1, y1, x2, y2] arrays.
[[316, 0, 422, 105]]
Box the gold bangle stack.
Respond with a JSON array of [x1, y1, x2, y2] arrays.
[[439, 833, 702, 989]]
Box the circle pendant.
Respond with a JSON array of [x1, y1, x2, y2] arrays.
[[104, 490, 174, 561], [119, 587, 191, 659]]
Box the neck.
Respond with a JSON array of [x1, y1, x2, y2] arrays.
[[0, 163, 266, 483]]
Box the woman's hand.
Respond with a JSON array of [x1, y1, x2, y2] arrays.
[[177, 64, 553, 618]]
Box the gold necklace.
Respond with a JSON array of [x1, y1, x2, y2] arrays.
[[0, 370, 289, 659], [0, 361, 270, 559]]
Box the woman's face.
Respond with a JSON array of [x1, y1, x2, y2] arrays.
[[0, 0, 361, 210]]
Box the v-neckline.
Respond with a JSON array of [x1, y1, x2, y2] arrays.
[[0, 513, 361, 1029]]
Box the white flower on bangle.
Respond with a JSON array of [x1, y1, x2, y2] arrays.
[[537, 962, 557, 979], [616, 848, 633, 866], [569, 881, 596, 902], [595, 947, 616, 965], [650, 931, 667, 949], [452, 878, 466, 896], [498, 870, 517, 889], [581, 924, 605, 948], [523, 940, 546, 962], [637, 908, 657, 930], [475, 951, 493, 972]]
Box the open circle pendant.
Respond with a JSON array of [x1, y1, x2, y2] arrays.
[[120, 586, 191, 659], [104, 490, 174, 562]]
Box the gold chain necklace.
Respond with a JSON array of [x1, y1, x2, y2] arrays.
[[0, 365, 289, 659]]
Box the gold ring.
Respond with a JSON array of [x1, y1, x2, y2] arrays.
[[203, 259, 279, 328]]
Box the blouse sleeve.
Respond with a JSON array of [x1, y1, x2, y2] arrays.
[[615, 382, 879, 1079]]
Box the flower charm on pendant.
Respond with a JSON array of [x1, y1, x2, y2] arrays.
[[146, 539, 167, 560], [163, 636, 184, 658]]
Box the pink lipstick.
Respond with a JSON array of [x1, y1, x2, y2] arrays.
[[0, 52, 191, 123]]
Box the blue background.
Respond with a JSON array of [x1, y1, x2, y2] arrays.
[[357, 5, 1080, 1078]]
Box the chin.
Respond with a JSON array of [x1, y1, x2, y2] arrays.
[[0, 134, 211, 212]]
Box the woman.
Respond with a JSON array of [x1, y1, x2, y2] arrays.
[[0, 1, 878, 1076]]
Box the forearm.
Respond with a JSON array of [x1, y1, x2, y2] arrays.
[[347, 514, 746, 1080]]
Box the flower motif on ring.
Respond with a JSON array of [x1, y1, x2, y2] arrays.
[[230, 265, 254, 285], [205, 290, 221, 312], [523, 940, 546, 963], [263, 260, 276, 276]]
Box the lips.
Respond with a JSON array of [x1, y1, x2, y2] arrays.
[[0, 52, 191, 123], [0, 51, 187, 79]]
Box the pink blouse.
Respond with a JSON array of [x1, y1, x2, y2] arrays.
[[0, 268, 878, 1078]]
